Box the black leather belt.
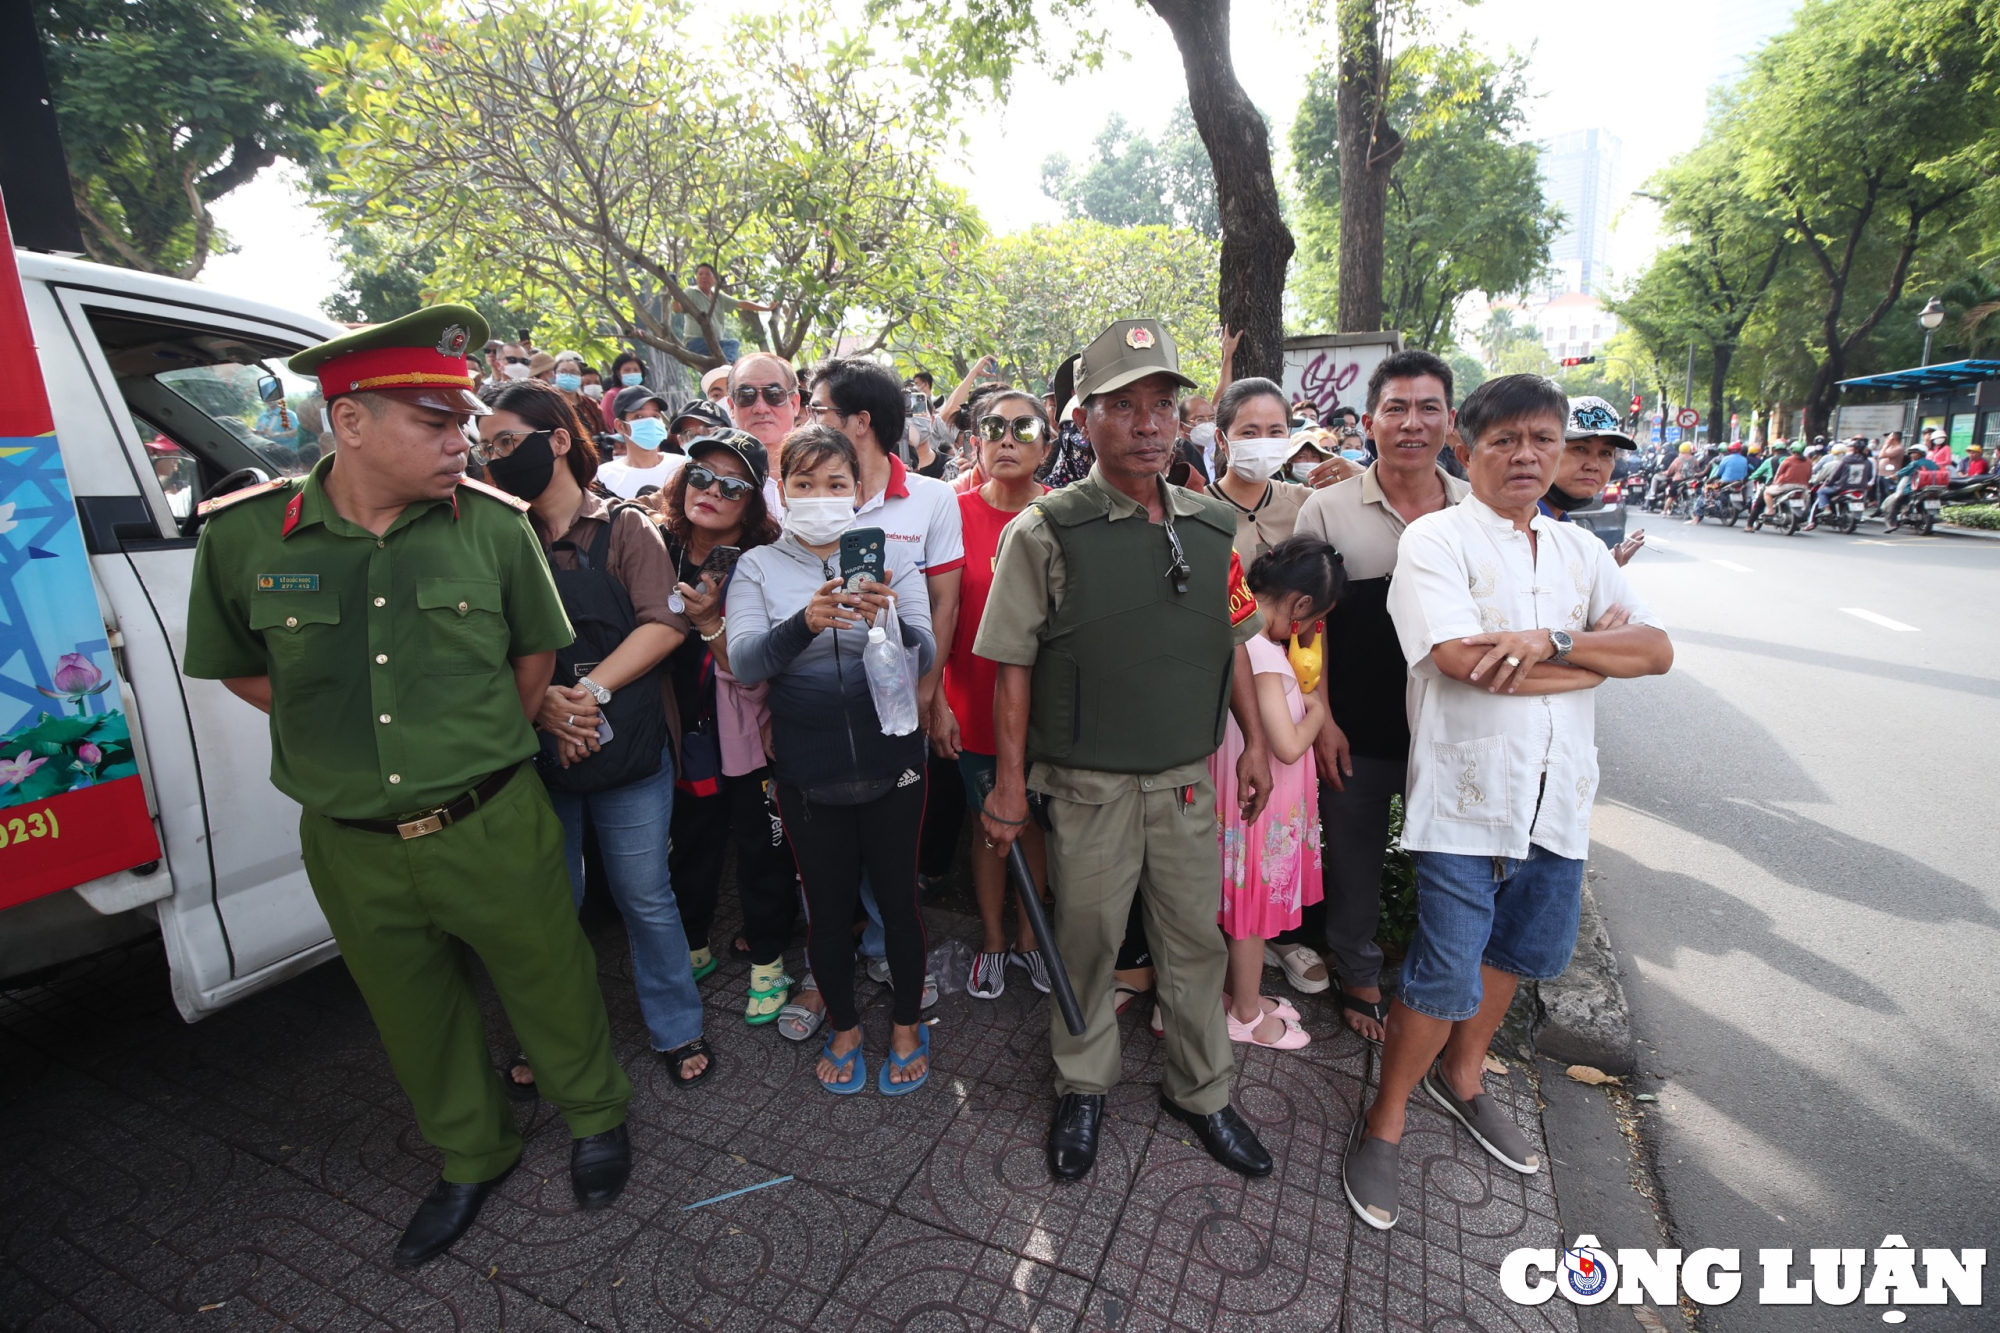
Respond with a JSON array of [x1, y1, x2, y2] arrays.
[[333, 763, 522, 839]]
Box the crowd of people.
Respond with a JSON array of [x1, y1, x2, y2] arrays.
[[182, 300, 1673, 1269], [1644, 423, 1990, 529]]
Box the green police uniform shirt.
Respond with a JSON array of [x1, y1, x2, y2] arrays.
[[183, 455, 574, 820]]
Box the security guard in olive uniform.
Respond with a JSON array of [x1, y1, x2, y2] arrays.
[[975, 318, 1277, 1181], [182, 305, 633, 1269]]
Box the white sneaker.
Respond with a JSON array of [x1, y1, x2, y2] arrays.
[[1263, 941, 1331, 994], [1008, 948, 1053, 994]]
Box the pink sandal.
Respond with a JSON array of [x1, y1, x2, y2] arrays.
[[1226, 993, 1300, 1025], [1227, 1009, 1311, 1050]]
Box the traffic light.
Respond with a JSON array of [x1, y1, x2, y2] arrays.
[[1559, 356, 1596, 367]]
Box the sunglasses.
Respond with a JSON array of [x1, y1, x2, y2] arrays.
[[471, 428, 545, 465], [976, 414, 1046, 444], [685, 464, 755, 502], [502, 356, 530, 366], [731, 383, 794, 408]]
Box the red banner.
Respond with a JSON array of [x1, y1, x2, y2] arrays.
[[0, 777, 159, 910]]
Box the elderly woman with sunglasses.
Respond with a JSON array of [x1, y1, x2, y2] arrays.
[[471, 379, 715, 1092], [655, 428, 802, 1026], [931, 386, 1061, 1000]]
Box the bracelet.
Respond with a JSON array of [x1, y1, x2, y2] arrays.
[[699, 624, 726, 643], [978, 801, 1027, 825]]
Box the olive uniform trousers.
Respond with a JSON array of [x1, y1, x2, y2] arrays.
[[1045, 773, 1234, 1115], [299, 765, 632, 1182]]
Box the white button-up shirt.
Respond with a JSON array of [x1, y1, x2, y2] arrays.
[[1386, 496, 1661, 861]]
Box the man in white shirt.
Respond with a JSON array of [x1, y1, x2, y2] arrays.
[[595, 386, 688, 499], [1342, 373, 1673, 1233], [726, 352, 798, 512]]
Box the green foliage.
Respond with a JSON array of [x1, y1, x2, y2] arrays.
[[1940, 268, 2000, 355], [1375, 795, 1418, 950], [321, 225, 528, 343], [38, 0, 360, 278], [1291, 39, 1558, 346], [312, 0, 985, 370], [0, 711, 140, 809], [890, 220, 1222, 394], [1041, 104, 1221, 239], [1943, 504, 2000, 530]]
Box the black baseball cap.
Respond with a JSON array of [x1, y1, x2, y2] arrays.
[[670, 399, 731, 435], [614, 384, 672, 418], [685, 428, 770, 487]]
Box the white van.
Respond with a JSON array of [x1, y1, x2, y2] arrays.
[[2, 251, 348, 1019]]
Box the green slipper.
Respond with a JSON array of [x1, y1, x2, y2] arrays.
[[689, 946, 718, 982], [745, 962, 791, 1025]]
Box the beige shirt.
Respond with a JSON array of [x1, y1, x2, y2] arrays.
[[1216, 478, 1311, 563], [1292, 462, 1470, 579], [974, 466, 1262, 800]]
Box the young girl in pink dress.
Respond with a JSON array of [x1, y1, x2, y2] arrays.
[[1212, 535, 1348, 1049]]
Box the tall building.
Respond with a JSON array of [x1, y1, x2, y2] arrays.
[[1537, 129, 1622, 296]]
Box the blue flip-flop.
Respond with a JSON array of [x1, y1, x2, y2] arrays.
[[878, 1025, 930, 1096], [819, 1033, 867, 1095]]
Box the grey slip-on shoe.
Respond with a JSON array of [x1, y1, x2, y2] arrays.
[[1423, 1062, 1541, 1174]]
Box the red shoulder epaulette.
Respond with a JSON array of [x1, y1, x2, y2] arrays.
[[196, 476, 293, 518], [457, 476, 532, 512]]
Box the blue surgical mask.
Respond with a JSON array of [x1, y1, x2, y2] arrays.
[[554, 372, 583, 393], [620, 371, 643, 387], [627, 417, 670, 451], [1341, 449, 1366, 462]]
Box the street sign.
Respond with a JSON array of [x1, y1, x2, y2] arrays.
[[1676, 407, 1700, 429], [1665, 425, 1682, 444]]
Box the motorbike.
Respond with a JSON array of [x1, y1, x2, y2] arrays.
[[1759, 487, 1811, 535], [1941, 473, 2000, 506], [1812, 487, 1871, 534], [1883, 484, 1948, 535], [1706, 479, 1750, 527]]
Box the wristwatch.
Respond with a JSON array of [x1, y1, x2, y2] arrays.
[[1547, 629, 1574, 663], [576, 676, 613, 705]]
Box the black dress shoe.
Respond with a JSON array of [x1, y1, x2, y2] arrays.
[[1159, 1096, 1274, 1178], [1046, 1092, 1105, 1181], [393, 1163, 515, 1268], [571, 1124, 631, 1210]]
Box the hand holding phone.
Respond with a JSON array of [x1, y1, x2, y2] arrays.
[[838, 527, 885, 593]]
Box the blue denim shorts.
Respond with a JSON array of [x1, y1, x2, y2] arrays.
[[1398, 845, 1585, 1021]]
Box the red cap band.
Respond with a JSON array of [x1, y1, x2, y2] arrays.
[[317, 345, 474, 399]]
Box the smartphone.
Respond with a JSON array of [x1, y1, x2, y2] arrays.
[[838, 527, 885, 592], [697, 544, 741, 594], [595, 718, 614, 745]]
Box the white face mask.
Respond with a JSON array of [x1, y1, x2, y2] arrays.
[[782, 495, 855, 546], [502, 362, 531, 381], [1190, 422, 1217, 452], [1228, 439, 1292, 482], [581, 383, 604, 401], [1291, 460, 1320, 484]]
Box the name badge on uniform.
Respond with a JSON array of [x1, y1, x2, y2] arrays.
[[256, 574, 320, 592]]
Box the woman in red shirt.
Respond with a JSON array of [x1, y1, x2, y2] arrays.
[[933, 387, 1053, 1000]]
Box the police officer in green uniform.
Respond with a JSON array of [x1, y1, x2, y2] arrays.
[[974, 318, 1278, 1181], [182, 306, 634, 1269]]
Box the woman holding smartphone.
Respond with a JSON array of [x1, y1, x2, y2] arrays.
[[473, 379, 714, 1089], [725, 425, 937, 1095], [657, 429, 800, 1027]]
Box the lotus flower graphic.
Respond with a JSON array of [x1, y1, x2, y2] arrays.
[[0, 751, 48, 788], [35, 653, 114, 712]]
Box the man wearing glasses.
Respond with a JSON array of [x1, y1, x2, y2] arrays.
[[725, 352, 800, 511], [974, 319, 1276, 1183], [181, 305, 632, 1270]]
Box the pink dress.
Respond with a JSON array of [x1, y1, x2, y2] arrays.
[[1213, 634, 1324, 940]]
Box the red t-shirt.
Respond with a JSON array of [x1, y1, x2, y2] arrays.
[[945, 486, 1044, 755]]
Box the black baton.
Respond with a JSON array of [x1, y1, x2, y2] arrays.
[[975, 770, 1085, 1035]]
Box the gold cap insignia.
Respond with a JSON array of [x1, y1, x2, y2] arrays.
[[437, 324, 471, 358], [1125, 326, 1156, 350]]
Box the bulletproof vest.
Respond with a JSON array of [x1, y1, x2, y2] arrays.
[[1026, 483, 1239, 773]]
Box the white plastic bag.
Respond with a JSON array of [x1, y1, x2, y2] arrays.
[[863, 598, 921, 736]]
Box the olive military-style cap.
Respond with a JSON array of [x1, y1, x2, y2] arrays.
[[290, 304, 492, 416], [1072, 319, 1197, 405]]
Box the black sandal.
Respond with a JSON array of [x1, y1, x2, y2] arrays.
[[663, 1038, 717, 1087], [1337, 991, 1390, 1043], [501, 1052, 538, 1102]]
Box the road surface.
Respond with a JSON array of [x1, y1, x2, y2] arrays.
[[1590, 516, 1999, 1329]]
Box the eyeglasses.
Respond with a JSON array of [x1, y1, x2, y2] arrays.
[[975, 414, 1046, 444], [731, 383, 794, 408], [685, 464, 756, 502], [1162, 519, 1191, 595], [802, 401, 845, 422], [471, 428, 546, 465]]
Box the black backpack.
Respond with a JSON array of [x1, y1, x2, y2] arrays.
[[536, 503, 667, 794]]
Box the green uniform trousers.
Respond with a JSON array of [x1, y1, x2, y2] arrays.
[[299, 764, 632, 1183], [1045, 774, 1234, 1114]]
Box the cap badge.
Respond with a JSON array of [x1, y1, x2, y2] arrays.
[[437, 324, 471, 358], [1571, 403, 1619, 433], [1125, 326, 1156, 350]]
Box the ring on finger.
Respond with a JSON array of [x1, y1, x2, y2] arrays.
[[1504, 656, 1522, 667]]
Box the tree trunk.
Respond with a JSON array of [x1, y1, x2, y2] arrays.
[[1707, 347, 1731, 447], [1334, 0, 1402, 333], [1148, 0, 1294, 382]]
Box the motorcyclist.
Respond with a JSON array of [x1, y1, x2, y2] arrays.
[[1962, 443, 1989, 478], [1657, 441, 1697, 509], [1691, 441, 1751, 523], [1804, 439, 1873, 530], [1759, 443, 1813, 519], [1881, 445, 1950, 526]]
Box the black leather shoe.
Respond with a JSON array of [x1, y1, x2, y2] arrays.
[[1159, 1096, 1274, 1178], [571, 1124, 631, 1210], [1046, 1092, 1105, 1181], [393, 1163, 515, 1268]]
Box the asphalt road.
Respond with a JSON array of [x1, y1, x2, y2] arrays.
[[1588, 515, 2000, 1329]]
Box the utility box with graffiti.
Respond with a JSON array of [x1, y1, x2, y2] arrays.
[[1282, 332, 1405, 420]]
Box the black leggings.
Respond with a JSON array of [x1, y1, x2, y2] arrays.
[[777, 776, 929, 1029], [669, 768, 798, 964]]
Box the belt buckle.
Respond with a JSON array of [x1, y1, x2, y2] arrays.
[[397, 811, 449, 840]]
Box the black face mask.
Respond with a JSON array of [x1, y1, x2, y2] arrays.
[[1541, 481, 1597, 513], [484, 430, 556, 500]]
